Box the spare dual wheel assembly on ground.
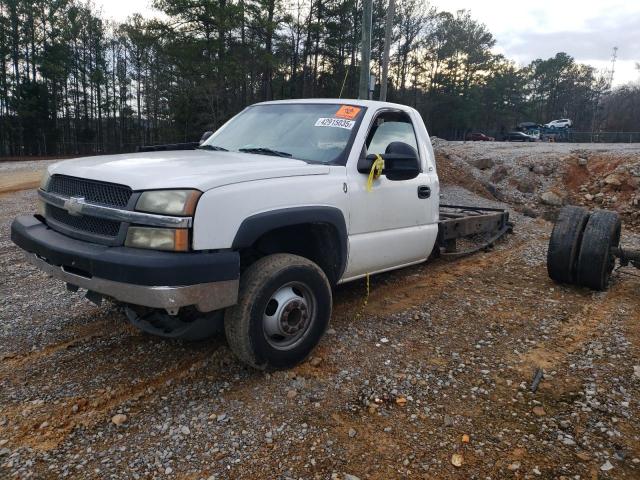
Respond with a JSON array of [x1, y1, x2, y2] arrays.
[[547, 206, 639, 290]]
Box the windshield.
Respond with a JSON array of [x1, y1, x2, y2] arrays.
[[202, 103, 365, 164]]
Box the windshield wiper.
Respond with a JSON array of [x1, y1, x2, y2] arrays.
[[197, 144, 228, 151], [238, 147, 292, 158]]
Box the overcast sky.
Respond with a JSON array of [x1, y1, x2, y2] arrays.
[[98, 0, 639, 86]]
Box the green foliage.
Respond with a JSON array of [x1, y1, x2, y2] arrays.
[[0, 0, 636, 156]]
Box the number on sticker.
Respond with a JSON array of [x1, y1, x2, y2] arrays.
[[314, 118, 355, 130]]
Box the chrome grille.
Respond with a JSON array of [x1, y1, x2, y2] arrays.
[[46, 204, 121, 238], [48, 175, 132, 208]]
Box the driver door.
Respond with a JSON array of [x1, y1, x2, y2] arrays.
[[342, 109, 438, 281]]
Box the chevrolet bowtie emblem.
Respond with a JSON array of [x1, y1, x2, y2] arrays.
[[63, 196, 85, 216]]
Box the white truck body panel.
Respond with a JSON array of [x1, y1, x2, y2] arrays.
[[41, 98, 441, 284], [341, 103, 439, 279], [193, 167, 348, 250], [48, 150, 330, 191]]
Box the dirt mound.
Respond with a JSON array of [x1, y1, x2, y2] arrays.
[[434, 150, 494, 199], [564, 154, 640, 222], [433, 142, 640, 227]]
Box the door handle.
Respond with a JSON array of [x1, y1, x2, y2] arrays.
[[417, 185, 431, 199]]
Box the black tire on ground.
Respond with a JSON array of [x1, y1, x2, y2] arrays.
[[576, 209, 621, 291], [224, 253, 332, 370], [547, 206, 590, 284]]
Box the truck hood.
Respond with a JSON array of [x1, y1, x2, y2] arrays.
[[48, 150, 331, 191]]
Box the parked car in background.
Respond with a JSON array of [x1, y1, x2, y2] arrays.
[[504, 131, 536, 142], [544, 119, 572, 129], [466, 132, 495, 141], [517, 122, 542, 130]]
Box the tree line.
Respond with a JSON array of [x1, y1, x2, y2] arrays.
[[1, 0, 638, 157]]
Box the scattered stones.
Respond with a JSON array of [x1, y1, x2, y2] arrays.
[[508, 462, 521, 471], [286, 389, 298, 399], [600, 460, 614, 472], [472, 158, 495, 170], [348, 428, 357, 438], [532, 406, 546, 416], [309, 356, 323, 367], [578, 157, 588, 166], [604, 174, 622, 187], [532, 164, 551, 175], [540, 191, 563, 206], [490, 165, 510, 183], [451, 453, 463, 467], [111, 414, 127, 426], [516, 175, 538, 194], [576, 452, 591, 461]]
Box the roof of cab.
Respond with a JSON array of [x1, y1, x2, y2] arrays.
[[254, 98, 414, 112]]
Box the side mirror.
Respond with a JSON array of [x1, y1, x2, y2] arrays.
[[199, 131, 214, 145], [357, 153, 420, 181]]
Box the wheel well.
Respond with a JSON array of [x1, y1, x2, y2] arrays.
[[239, 223, 344, 285]]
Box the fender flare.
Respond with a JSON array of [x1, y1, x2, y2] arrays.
[[232, 206, 348, 281]]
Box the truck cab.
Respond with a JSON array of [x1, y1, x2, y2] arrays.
[[12, 99, 501, 369]]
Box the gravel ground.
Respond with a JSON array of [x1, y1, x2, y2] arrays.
[[1, 153, 639, 479], [0, 159, 59, 175]]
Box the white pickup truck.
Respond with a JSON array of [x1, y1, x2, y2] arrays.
[[11, 99, 511, 369]]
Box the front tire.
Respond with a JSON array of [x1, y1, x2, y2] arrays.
[[224, 254, 332, 370]]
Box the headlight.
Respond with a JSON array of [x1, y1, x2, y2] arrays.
[[125, 227, 189, 251], [136, 189, 201, 216], [40, 171, 51, 191]]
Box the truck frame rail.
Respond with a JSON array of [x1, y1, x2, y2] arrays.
[[437, 204, 513, 258]]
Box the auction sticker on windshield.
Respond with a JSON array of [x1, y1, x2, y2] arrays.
[[314, 118, 355, 129], [335, 105, 361, 119]]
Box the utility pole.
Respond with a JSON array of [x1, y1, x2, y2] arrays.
[[379, 0, 395, 101], [358, 0, 373, 99]]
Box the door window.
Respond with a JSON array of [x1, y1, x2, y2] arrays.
[[365, 111, 419, 157]]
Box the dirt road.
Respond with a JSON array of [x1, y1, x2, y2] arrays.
[[0, 159, 56, 195], [0, 157, 639, 479]]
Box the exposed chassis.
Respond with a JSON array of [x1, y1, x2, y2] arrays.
[[437, 204, 513, 258]]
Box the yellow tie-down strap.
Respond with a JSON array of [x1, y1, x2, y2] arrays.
[[366, 154, 384, 192]]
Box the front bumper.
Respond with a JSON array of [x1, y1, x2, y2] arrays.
[[11, 215, 239, 312]]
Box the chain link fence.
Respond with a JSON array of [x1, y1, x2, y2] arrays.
[[565, 132, 640, 143]]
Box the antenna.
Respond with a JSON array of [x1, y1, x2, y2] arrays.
[[608, 46, 618, 89]]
